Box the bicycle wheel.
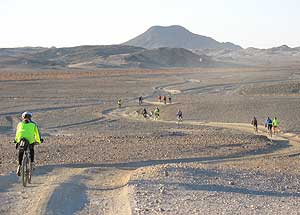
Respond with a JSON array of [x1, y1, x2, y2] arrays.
[[22, 155, 28, 187], [28, 160, 32, 184]]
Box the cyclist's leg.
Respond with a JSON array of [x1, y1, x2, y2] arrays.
[[29, 144, 34, 163], [18, 148, 24, 166]]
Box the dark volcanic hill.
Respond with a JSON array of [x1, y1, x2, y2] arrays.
[[123, 25, 242, 50], [125, 47, 213, 68], [0, 45, 221, 69]]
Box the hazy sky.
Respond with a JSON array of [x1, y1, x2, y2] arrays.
[[1, 0, 299, 48]]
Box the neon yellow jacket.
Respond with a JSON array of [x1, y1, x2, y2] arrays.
[[272, 118, 280, 127], [15, 121, 41, 144]]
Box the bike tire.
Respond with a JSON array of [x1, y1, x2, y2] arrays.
[[22, 156, 28, 187], [28, 160, 32, 184]]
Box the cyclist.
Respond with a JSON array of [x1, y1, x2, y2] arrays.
[[154, 107, 160, 120], [139, 96, 143, 105], [163, 96, 167, 104], [117, 99, 122, 108], [272, 117, 280, 134], [251, 116, 258, 133], [265, 117, 273, 137], [158, 95, 162, 102], [14, 112, 41, 176], [168, 97, 172, 104], [142, 108, 148, 118], [176, 109, 183, 123]]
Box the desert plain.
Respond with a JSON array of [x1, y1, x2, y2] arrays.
[[1, 66, 300, 214]]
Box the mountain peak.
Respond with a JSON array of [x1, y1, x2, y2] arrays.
[[148, 25, 190, 32], [123, 25, 242, 50]]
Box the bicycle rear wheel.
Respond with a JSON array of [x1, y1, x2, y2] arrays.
[[22, 156, 28, 187], [28, 160, 32, 184]]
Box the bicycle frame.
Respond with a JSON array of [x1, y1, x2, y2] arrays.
[[19, 140, 32, 187]]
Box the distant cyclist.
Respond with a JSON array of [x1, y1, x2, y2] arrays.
[[142, 108, 148, 118], [163, 96, 167, 104], [272, 117, 280, 134], [176, 109, 183, 123], [265, 117, 273, 137], [251, 116, 258, 133], [158, 95, 162, 102], [154, 107, 160, 120], [138, 96, 143, 105], [168, 97, 172, 104], [14, 112, 41, 176], [117, 99, 122, 108]]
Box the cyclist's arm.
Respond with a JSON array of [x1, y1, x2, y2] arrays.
[[34, 125, 41, 144], [15, 122, 21, 143]]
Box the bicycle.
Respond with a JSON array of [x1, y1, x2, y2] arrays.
[[19, 139, 33, 187], [253, 124, 258, 133], [177, 116, 183, 125], [154, 112, 160, 120], [267, 125, 272, 137]]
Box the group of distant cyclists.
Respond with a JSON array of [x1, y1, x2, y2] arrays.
[[251, 116, 280, 137], [118, 95, 183, 123], [140, 106, 161, 120], [141, 96, 182, 122], [158, 95, 172, 104]]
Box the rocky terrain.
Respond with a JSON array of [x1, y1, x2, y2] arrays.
[[194, 45, 300, 66], [1, 66, 300, 214], [0, 45, 216, 69]]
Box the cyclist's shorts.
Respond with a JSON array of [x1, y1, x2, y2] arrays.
[[268, 124, 273, 130]]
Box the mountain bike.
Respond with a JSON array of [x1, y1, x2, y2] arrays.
[[267, 124, 273, 137], [177, 116, 183, 126], [19, 139, 33, 187], [154, 112, 160, 120]]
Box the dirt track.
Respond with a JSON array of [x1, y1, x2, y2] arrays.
[[1, 115, 300, 214], [1, 67, 300, 214]]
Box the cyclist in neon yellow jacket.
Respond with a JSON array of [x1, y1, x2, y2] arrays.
[[15, 112, 41, 176], [272, 117, 280, 134], [153, 107, 160, 120]]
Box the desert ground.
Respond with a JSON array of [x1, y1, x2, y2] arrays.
[[1, 66, 300, 214]]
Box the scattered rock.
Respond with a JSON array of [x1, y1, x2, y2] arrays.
[[158, 208, 165, 212], [159, 186, 166, 194]]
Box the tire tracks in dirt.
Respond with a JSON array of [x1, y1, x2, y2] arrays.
[[1, 108, 299, 215]]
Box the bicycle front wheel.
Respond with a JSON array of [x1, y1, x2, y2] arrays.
[[22, 156, 28, 187]]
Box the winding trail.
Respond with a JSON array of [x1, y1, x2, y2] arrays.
[[106, 106, 300, 162], [1, 106, 300, 215], [2, 80, 300, 215]]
